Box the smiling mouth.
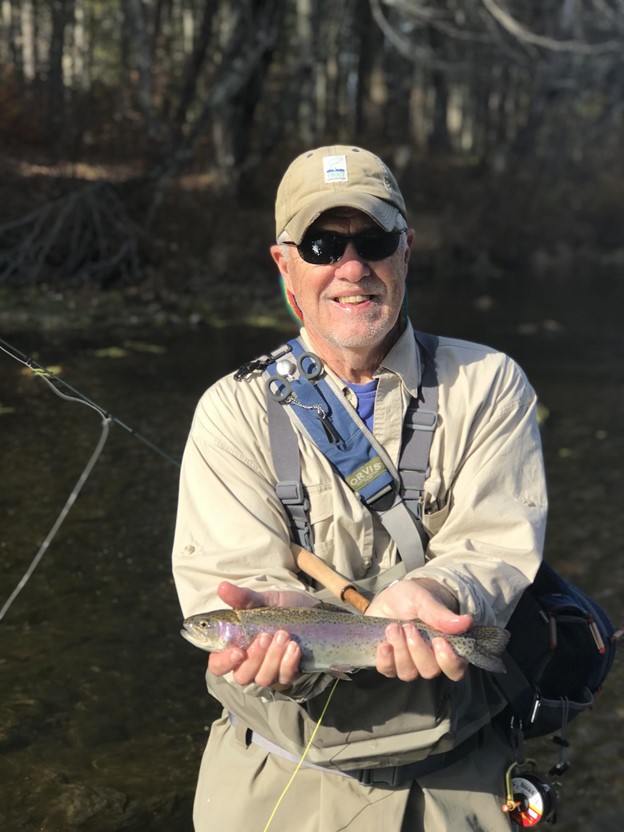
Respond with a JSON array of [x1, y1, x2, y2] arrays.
[[333, 294, 375, 304]]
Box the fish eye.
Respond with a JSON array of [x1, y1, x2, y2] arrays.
[[198, 619, 209, 629]]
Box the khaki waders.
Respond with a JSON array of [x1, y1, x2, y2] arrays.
[[193, 715, 517, 832]]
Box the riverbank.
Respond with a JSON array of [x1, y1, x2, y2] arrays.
[[2, 151, 623, 339]]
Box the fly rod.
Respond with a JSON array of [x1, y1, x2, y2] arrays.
[[290, 543, 370, 614]]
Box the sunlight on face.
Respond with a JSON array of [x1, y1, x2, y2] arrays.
[[271, 210, 413, 373]]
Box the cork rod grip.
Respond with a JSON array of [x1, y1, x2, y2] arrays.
[[291, 543, 370, 614]]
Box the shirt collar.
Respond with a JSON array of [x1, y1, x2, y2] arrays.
[[298, 321, 423, 398], [375, 321, 422, 397]]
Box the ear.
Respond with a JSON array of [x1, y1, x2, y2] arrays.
[[271, 245, 303, 322], [404, 228, 415, 266], [270, 244, 293, 292]]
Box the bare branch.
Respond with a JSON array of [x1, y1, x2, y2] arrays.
[[369, 0, 475, 69], [481, 0, 621, 55], [384, 0, 493, 44], [589, 0, 624, 28], [369, 0, 434, 62]]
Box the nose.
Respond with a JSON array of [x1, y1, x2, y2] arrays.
[[333, 242, 370, 281]]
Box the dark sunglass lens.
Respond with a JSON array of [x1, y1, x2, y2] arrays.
[[297, 229, 402, 264], [298, 233, 346, 264], [355, 231, 401, 261]]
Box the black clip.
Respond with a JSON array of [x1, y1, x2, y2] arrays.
[[234, 358, 269, 382], [317, 409, 342, 445], [234, 345, 293, 382]]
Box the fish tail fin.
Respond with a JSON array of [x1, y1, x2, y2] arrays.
[[462, 626, 511, 674]]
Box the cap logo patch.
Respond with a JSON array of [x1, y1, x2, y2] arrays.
[[323, 154, 348, 183]]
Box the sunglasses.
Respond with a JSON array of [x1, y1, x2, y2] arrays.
[[284, 228, 406, 265]]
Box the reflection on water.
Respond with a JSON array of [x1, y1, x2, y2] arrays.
[[0, 273, 622, 831]]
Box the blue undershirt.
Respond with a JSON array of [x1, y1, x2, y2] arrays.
[[344, 379, 378, 432]]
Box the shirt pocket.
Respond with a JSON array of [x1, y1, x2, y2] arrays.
[[306, 482, 336, 557], [423, 500, 450, 537], [306, 481, 375, 577]]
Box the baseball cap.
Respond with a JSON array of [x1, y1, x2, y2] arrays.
[[275, 145, 407, 244]]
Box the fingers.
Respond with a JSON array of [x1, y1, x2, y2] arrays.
[[375, 623, 468, 683], [209, 646, 246, 677], [216, 581, 319, 611], [208, 630, 301, 688], [216, 581, 263, 610], [242, 631, 300, 687], [431, 637, 468, 683]]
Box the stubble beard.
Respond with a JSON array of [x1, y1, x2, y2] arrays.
[[320, 304, 401, 353]]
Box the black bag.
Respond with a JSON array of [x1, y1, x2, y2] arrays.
[[498, 562, 619, 739]]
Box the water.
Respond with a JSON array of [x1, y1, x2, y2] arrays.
[[0, 272, 622, 830]]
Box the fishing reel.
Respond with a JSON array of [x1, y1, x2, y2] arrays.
[[501, 761, 558, 827]]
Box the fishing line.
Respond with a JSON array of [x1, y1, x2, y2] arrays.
[[0, 414, 112, 621], [0, 337, 181, 468], [261, 677, 340, 832], [0, 336, 179, 619]]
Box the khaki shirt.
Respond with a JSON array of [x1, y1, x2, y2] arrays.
[[172, 322, 547, 769]]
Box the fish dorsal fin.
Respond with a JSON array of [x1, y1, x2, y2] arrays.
[[316, 601, 359, 615]]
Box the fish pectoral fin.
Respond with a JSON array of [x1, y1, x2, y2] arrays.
[[328, 664, 356, 681]]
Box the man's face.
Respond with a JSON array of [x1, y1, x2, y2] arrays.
[[270, 210, 414, 369]]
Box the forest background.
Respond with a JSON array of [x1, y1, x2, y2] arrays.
[[1, 2, 623, 831], [1, 0, 623, 329]]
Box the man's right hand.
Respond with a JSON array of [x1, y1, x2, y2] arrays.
[[208, 580, 316, 687]]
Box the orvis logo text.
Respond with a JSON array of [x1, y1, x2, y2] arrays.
[[347, 456, 386, 491]]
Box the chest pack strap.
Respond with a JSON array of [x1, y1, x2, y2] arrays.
[[266, 332, 439, 571], [228, 711, 481, 787]]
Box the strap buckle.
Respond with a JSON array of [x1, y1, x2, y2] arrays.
[[275, 480, 312, 551], [357, 766, 403, 788], [363, 483, 395, 510], [404, 408, 438, 432], [276, 480, 308, 507]]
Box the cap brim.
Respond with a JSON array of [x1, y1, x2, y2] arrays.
[[283, 193, 401, 244]]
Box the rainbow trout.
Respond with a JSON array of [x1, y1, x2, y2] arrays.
[[181, 606, 510, 674]]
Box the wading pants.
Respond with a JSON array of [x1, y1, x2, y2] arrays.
[[192, 714, 517, 832]]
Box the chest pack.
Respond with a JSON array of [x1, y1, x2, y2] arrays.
[[236, 334, 618, 749]]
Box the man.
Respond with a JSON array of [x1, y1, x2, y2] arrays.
[[172, 145, 547, 830]]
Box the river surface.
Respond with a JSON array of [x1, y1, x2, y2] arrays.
[[0, 269, 622, 830]]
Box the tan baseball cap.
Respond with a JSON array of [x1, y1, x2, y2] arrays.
[[275, 145, 407, 244]]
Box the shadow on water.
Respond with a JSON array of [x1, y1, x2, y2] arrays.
[[0, 268, 622, 831]]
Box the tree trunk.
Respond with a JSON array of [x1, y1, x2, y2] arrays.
[[427, 27, 451, 155], [296, 0, 315, 146], [4, 0, 25, 85], [124, 0, 156, 140], [354, 0, 378, 136], [22, 0, 41, 81], [47, 0, 72, 149], [171, 0, 218, 141]]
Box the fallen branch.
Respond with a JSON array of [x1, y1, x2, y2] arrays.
[[0, 182, 146, 286]]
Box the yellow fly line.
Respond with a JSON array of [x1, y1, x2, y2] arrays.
[[262, 677, 341, 832]]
